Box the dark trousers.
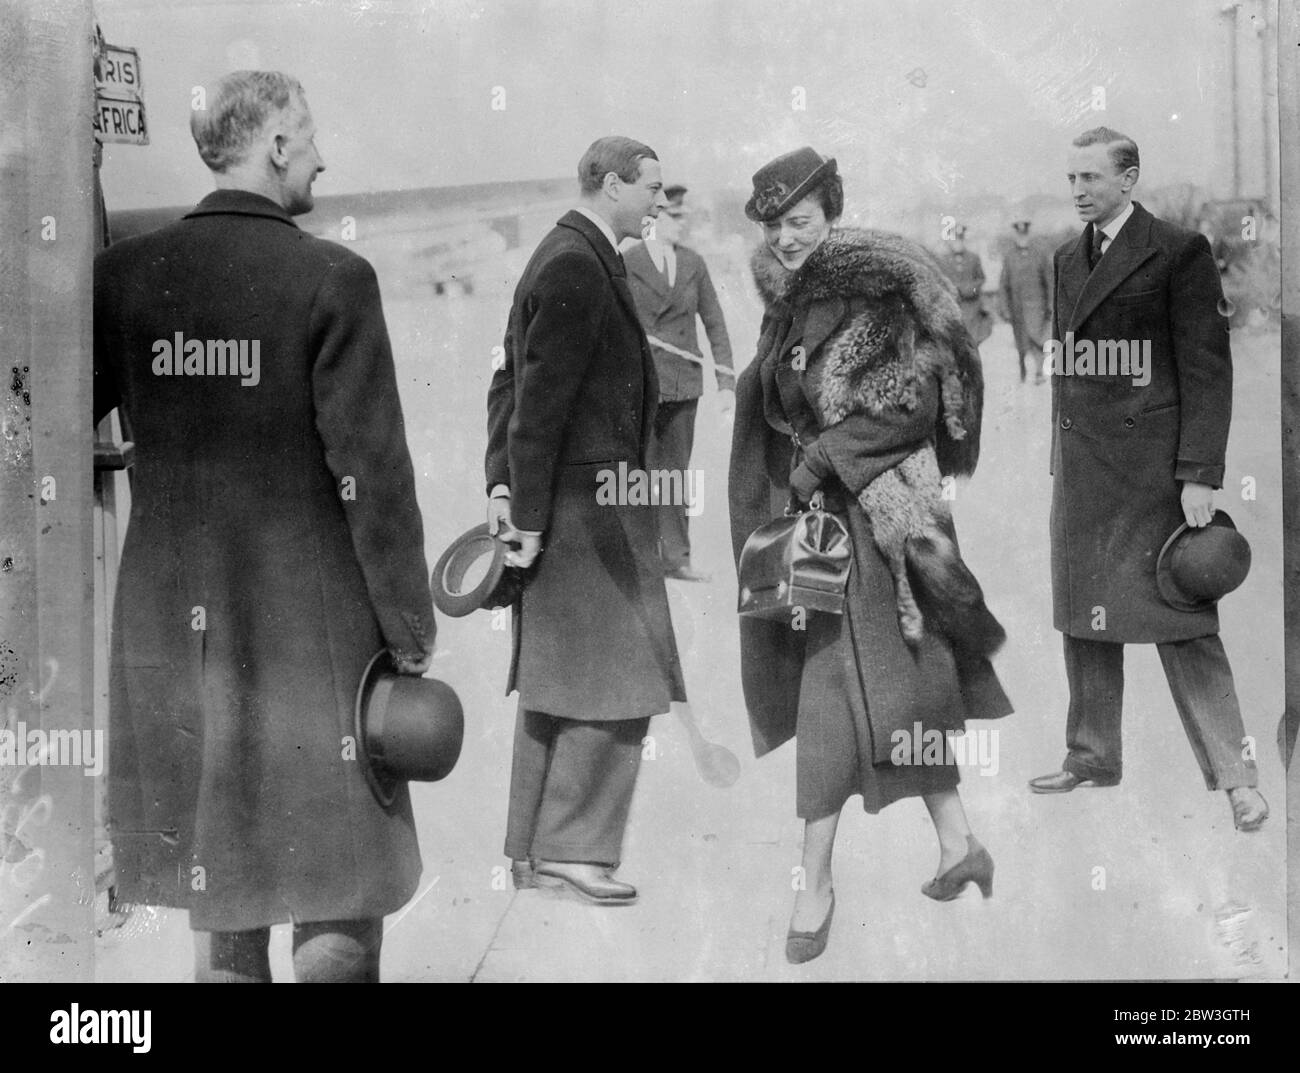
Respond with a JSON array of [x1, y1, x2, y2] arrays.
[[504, 708, 649, 866], [194, 918, 383, 982], [646, 397, 699, 568], [1061, 633, 1258, 790]]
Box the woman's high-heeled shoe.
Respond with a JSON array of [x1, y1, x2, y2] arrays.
[[921, 836, 993, 901], [786, 890, 835, 964]]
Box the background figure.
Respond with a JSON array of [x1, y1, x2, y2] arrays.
[[485, 136, 685, 905], [936, 224, 991, 345], [1031, 127, 1268, 834], [997, 218, 1053, 384], [93, 71, 434, 982], [625, 185, 734, 582]]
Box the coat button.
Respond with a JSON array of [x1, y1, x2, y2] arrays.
[[1124, 416, 1136, 428], [1060, 416, 1072, 430]]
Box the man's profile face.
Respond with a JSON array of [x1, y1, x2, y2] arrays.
[[279, 100, 326, 215], [614, 157, 667, 241], [1067, 142, 1135, 229]]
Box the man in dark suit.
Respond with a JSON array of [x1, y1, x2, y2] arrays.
[[624, 186, 734, 581], [1029, 127, 1268, 833], [485, 137, 686, 904], [94, 71, 434, 981]]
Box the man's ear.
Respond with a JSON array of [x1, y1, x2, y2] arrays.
[[601, 171, 621, 200], [1122, 166, 1139, 191], [269, 130, 290, 172]]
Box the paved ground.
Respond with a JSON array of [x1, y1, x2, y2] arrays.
[[94, 242, 1288, 982]]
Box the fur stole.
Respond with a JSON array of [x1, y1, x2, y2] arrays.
[[750, 227, 983, 477], [750, 228, 1003, 655]]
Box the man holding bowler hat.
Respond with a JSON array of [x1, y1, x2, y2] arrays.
[[485, 136, 686, 903], [1029, 127, 1267, 832]]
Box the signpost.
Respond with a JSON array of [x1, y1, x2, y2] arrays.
[[93, 41, 147, 145]]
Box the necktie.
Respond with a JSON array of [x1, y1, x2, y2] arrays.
[[1089, 226, 1105, 271]]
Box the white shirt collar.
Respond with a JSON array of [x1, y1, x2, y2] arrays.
[[643, 237, 677, 282], [1099, 201, 1134, 245], [573, 206, 620, 254]]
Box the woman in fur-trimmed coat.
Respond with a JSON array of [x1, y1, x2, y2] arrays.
[[728, 148, 1014, 963]]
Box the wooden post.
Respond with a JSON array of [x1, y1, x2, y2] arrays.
[[0, 0, 95, 981], [1278, 0, 1298, 985]]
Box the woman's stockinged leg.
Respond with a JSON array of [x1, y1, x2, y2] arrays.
[[791, 809, 839, 931], [923, 788, 973, 875]]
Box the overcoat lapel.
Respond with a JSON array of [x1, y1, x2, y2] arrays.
[[556, 210, 658, 456], [1067, 202, 1159, 332]]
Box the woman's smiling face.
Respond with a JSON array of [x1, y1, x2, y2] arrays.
[[762, 194, 834, 270]]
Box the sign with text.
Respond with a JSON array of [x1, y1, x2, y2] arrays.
[[93, 43, 147, 145]]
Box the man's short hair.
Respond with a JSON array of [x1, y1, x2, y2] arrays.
[[190, 70, 307, 173], [578, 136, 658, 195], [1072, 126, 1140, 174]]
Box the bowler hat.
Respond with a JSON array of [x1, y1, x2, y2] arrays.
[[1155, 510, 1251, 612], [354, 649, 464, 807], [431, 522, 528, 617], [745, 147, 838, 222]]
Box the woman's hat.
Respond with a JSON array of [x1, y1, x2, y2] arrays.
[[744, 147, 838, 222], [1155, 510, 1251, 612], [354, 650, 464, 808], [431, 522, 528, 617]]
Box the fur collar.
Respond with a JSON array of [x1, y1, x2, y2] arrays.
[[750, 226, 983, 478], [750, 227, 963, 338]]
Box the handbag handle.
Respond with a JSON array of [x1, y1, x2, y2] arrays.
[[785, 489, 825, 516]]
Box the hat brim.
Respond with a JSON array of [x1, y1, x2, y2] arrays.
[[355, 649, 400, 808], [1155, 510, 1244, 613], [744, 157, 838, 222], [431, 522, 509, 617]]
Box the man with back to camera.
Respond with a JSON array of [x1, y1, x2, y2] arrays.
[[94, 70, 434, 981], [1029, 127, 1267, 833], [485, 137, 686, 904]]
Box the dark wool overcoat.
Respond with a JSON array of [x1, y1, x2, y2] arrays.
[[93, 189, 434, 931], [729, 229, 1012, 760], [486, 211, 685, 721], [1049, 202, 1233, 642]]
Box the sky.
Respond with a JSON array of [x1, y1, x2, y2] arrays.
[[95, 0, 1276, 218]]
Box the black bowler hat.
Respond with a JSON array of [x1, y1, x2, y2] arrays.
[[1155, 510, 1251, 612], [744, 147, 838, 222], [354, 650, 464, 808], [431, 522, 528, 618]]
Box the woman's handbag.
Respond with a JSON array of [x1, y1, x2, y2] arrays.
[[737, 493, 852, 619]]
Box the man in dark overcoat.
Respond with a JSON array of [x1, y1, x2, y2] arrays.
[[997, 218, 1053, 384], [625, 185, 734, 581], [94, 71, 435, 981], [1029, 127, 1268, 832], [485, 137, 684, 904]]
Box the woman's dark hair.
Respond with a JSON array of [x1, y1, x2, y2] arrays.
[[809, 172, 844, 222]]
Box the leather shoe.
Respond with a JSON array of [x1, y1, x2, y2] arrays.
[[511, 859, 537, 890], [664, 563, 712, 583], [534, 861, 638, 905], [786, 890, 835, 965], [1228, 787, 1268, 832], [1029, 769, 1119, 793]]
